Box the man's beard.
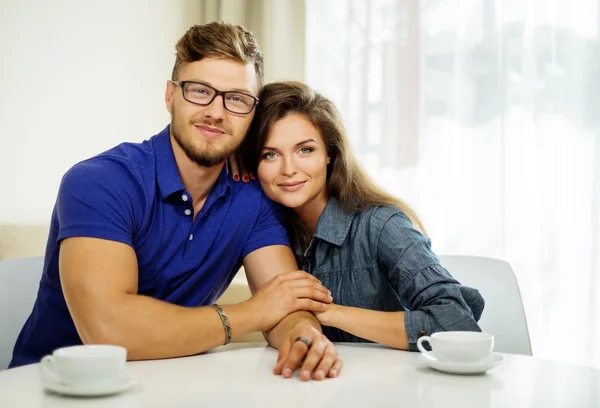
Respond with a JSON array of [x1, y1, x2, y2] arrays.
[[171, 114, 239, 168]]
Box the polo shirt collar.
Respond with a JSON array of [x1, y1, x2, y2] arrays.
[[154, 125, 185, 199]]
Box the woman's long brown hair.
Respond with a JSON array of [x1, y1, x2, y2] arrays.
[[242, 81, 426, 249]]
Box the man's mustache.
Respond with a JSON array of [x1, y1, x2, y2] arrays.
[[190, 119, 230, 134]]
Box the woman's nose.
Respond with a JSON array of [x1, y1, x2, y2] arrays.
[[280, 156, 297, 177]]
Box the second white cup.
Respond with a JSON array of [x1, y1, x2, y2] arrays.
[[417, 331, 494, 364]]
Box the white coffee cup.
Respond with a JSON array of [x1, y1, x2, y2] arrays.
[[39, 345, 127, 385], [417, 331, 494, 364]]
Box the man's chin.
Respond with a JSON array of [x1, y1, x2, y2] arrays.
[[174, 131, 238, 168], [190, 154, 227, 168], [177, 143, 226, 167]]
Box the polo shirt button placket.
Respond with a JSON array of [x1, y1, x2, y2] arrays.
[[182, 194, 194, 247]]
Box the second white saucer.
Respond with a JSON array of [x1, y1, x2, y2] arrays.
[[41, 373, 137, 397], [421, 352, 505, 375]]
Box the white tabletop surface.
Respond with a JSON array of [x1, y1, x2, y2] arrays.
[[1, 342, 599, 407]]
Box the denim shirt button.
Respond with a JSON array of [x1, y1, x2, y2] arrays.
[[417, 330, 427, 338]]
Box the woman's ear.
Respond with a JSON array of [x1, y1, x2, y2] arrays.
[[327, 156, 331, 164]]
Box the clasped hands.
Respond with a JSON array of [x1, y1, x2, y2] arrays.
[[246, 270, 342, 381]]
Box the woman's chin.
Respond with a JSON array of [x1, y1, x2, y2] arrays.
[[274, 195, 309, 210]]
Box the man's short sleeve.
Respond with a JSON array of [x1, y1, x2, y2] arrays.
[[55, 158, 143, 247], [242, 192, 290, 259]]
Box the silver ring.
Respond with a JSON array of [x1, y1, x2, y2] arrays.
[[295, 336, 311, 347]]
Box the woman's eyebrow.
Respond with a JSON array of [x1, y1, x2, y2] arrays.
[[294, 138, 317, 147], [263, 139, 317, 151]]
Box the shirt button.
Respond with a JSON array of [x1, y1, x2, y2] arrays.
[[181, 194, 188, 202], [184, 209, 192, 216], [189, 234, 194, 241], [417, 330, 427, 338]]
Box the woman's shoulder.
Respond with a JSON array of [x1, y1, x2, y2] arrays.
[[357, 205, 413, 230], [344, 205, 416, 249]]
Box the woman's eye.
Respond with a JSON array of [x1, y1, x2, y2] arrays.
[[298, 147, 313, 154], [262, 152, 278, 160]]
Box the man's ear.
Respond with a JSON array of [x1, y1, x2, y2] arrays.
[[165, 80, 175, 113]]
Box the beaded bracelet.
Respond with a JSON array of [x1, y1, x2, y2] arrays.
[[211, 303, 232, 345]]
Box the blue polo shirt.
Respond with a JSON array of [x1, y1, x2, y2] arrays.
[[9, 125, 289, 368]]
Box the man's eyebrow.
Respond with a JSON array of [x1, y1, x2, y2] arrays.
[[263, 139, 318, 151], [186, 79, 254, 95], [230, 87, 255, 95]]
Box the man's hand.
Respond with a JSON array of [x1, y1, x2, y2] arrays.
[[243, 271, 333, 333], [313, 303, 342, 326], [273, 325, 342, 381]]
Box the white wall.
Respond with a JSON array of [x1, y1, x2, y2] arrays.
[[0, 0, 202, 223]]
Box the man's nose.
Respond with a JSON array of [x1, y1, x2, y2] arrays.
[[202, 95, 226, 121]]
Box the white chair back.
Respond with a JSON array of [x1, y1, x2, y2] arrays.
[[0, 256, 44, 369], [438, 255, 532, 356]]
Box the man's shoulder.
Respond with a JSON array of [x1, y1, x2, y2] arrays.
[[229, 180, 270, 207], [65, 139, 155, 184], [90, 138, 155, 173], [58, 138, 158, 207], [227, 181, 285, 228]]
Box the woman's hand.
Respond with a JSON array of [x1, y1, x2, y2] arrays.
[[273, 324, 342, 381], [227, 151, 253, 182]]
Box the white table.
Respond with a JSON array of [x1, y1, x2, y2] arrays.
[[1, 343, 598, 407]]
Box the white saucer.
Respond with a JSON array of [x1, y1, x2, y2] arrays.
[[41, 374, 137, 397], [420, 352, 505, 375]]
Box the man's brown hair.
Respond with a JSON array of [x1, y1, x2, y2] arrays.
[[172, 21, 264, 89]]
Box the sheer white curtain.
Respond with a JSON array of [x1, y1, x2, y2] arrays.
[[306, 0, 600, 367]]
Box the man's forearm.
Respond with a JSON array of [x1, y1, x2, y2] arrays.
[[264, 311, 322, 349], [79, 294, 260, 360]]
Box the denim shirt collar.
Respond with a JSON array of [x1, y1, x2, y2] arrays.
[[154, 124, 231, 200], [314, 197, 355, 246]]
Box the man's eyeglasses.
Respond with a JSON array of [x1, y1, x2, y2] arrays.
[[171, 81, 259, 114]]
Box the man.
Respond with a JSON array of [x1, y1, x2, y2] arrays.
[[10, 22, 342, 381]]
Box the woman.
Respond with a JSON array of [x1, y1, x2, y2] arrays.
[[242, 81, 484, 351]]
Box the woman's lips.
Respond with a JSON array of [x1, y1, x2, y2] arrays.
[[278, 181, 306, 192]]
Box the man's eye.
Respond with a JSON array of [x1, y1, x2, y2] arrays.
[[189, 87, 209, 95]]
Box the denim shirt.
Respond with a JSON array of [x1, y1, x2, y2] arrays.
[[298, 198, 485, 351]]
